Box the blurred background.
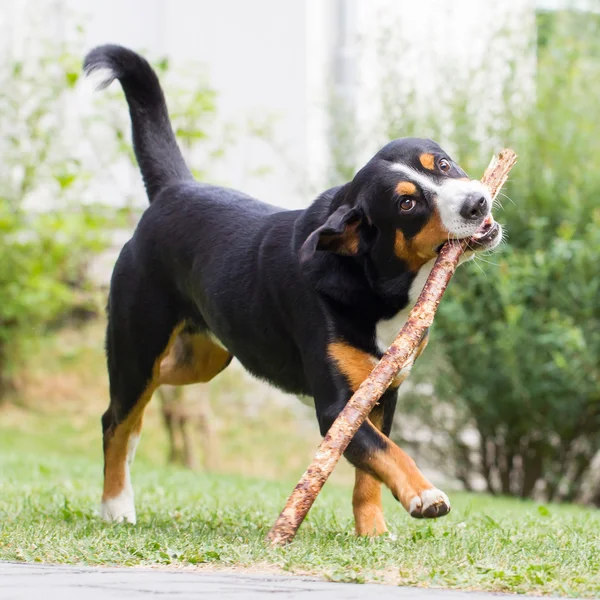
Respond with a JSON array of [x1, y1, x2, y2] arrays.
[[0, 0, 598, 505]]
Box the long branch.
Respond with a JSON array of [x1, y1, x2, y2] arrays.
[[267, 149, 518, 546]]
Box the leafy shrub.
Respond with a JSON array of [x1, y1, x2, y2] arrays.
[[426, 9, 600, 501], [431, 216, 600, 500], [0, 37, 111, 399]]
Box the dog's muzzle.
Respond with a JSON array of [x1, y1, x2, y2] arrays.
[[460, 193, 489, 222]]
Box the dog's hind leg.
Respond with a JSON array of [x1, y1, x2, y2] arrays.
[[101, 312, 233, 523], [100, 285, 184, 524]]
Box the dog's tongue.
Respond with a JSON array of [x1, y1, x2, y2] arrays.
[[471, 215, 495, 240]]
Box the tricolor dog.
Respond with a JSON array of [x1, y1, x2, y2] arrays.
[[85, 45, 502, 535]]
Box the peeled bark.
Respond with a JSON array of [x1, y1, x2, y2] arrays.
[[267, 149, 518, 546]]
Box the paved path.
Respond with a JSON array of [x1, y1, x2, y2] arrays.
[[1, 563, 547, 599]]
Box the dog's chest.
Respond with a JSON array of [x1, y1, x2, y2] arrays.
[[376, 259, 435, 351]]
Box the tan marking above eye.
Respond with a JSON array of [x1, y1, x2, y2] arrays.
[[395, 181, 417, 196], [419, 153, 436, 170]]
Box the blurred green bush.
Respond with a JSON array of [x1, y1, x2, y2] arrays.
[[0, 28, 223, 402], [432, 9, 600, 502], [0, 41, 110, 399]]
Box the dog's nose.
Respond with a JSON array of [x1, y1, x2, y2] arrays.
[[460, 194, 488, 221]]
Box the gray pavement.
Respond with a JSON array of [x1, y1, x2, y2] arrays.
[[0, 562, 547, 599]]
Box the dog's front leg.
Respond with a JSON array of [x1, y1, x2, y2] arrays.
[[351, 417, 451, 519], [320, 397, 451, 522], [314, 337, 450, 533]]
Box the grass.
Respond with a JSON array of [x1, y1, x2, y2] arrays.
[[1, 322, 599, 596]]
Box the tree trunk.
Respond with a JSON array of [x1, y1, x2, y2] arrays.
[[0, 341, 9, 405], [158, 384, 215, 471], [480, 435, 496, 495], [563, 450, 592, 503], [521, 443, 543, 498], [497, 441, 513, 495]]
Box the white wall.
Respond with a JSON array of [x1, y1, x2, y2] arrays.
[[352, 0, 535, 165], [1, 0, 536, 215], [68, 0, 319, 209], [2, 0, 325, 209]]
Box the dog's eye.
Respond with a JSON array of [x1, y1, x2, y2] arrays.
[[439, 158, 451, 173], [399, 198, 416, 212]]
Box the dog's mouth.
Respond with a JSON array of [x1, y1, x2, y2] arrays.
[[469, 215, 501, 249], [435, 216, 502, 254]]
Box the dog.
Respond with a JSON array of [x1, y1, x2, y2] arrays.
[[84, 44, 502, 535]]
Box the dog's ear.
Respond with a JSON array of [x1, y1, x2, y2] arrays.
[[299, 204, 364, 263]]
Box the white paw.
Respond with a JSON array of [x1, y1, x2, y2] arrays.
[[100, 491, 137, 524], [409, 488, 451, 519]]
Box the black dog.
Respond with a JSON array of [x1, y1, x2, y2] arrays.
[[84, 45, 502, 535]]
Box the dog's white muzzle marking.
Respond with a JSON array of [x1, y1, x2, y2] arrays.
[[435, 178, 491, 237], [390, 163, 492, 237]]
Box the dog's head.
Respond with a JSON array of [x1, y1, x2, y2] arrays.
[[300, 138, 502, 272]]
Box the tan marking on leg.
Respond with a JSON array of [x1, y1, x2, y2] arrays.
[[353, 405, 388, 536], [328, 342, 377, 392], [419, 153, 436, 170], [353, 469, 388, 536], [367, 434, 433, 510], [343, 334, 443, 524], [329, 341, 409, 392], [158, 332, 231, 386], [365, 427, 449, 518], [102, 323, 185, 504], [369, 405, 384, 430]]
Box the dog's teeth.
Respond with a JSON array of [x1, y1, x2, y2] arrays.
[[473, 216, 495, 240]]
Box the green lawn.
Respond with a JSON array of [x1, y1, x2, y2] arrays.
[[1, 413, 599, 597], [0, 322, 598, 596]]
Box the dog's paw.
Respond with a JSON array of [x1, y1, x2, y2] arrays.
[[409, 488, 451, 519], [100, 493, 137, 525]]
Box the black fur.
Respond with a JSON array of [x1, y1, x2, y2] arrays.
[[86, 45, 497, 501], [84, 45, 192, 200]]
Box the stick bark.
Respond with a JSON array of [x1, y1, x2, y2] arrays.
[[267, 149, 518, 547]]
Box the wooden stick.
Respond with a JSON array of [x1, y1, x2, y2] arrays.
[[267, 149, 518, 547]]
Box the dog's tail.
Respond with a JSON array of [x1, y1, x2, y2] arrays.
[[84, 45, 192, 202]]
